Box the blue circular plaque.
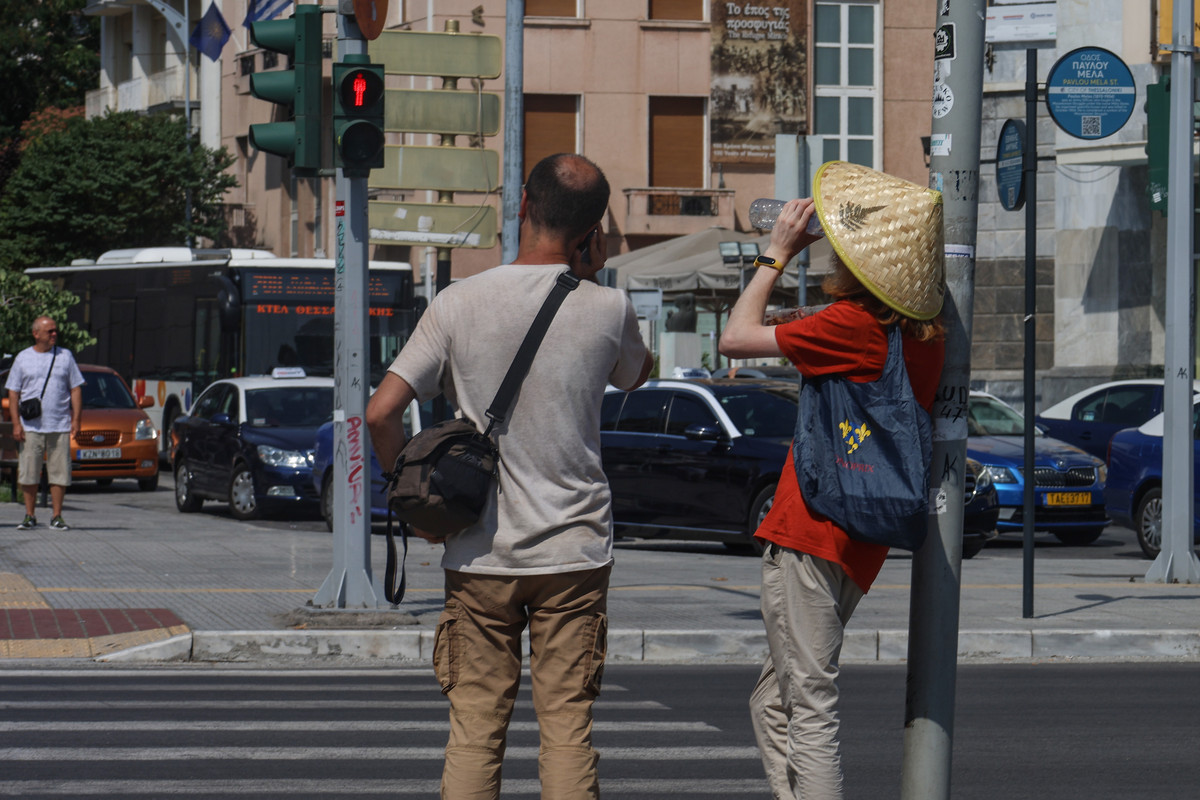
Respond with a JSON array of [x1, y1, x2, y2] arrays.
[[996, 119, 1026, 212], [1045, 46, 1135, 140]]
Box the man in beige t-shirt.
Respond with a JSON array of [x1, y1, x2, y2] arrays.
[[367, 154, 651, 799]]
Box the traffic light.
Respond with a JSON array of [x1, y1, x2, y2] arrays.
[[332, 59, 385, 177], [1145, 75, 1169, 212], [248, 5, 323, 176]]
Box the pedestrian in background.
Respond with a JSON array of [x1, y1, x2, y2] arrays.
[[720, 162, 946, 799], [367, 153, 652, 799], [6, 315, 85, 530]]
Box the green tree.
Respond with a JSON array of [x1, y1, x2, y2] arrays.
[[0, 111, 238, 270], [0, 0, 98, 142], [0, 269, 94, 358]]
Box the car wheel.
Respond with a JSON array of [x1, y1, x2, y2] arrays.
[[727, 484, 775, 556], [95, 478, 114, 488], [174, 460, 202, 512], [1051, 528, 1105, 546], [228, 465, 260, 521], [137, 472, 159, 492], [961, 537, 985, 559], [1135, 487, 1163, 559], [320, 469, 334, 532]]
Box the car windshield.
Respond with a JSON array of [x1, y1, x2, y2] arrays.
[[718, 385, 798, 438], [968, 395, 1036, 436], [81, 372, 137, 410], [245, 386, 334, 428]]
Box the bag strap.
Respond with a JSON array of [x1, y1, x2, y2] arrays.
[[482, 270, 580, 436], [39, 347, 58, 400], [384, 269, 581, 606]]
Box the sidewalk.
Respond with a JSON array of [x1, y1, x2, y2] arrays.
[[1, 483, 1199, 664]]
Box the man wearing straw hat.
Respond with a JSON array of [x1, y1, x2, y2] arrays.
[[720, 161, 946, 799]]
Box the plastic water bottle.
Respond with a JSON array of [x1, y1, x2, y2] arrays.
[[748, 198, 825, 238]]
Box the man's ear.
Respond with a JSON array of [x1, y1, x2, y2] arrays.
[[518, 190, 528, 221]]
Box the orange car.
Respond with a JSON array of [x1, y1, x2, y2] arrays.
[[2, 364, 160, 491]]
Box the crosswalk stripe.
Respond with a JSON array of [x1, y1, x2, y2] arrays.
[[0, 698, 664, 710], [0, 778, 767, 796], [0, 720, 719, 733], [0, 682, 629, 694], [0, 745, 763, 761]]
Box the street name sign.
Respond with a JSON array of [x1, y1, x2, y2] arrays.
[[369, 30, 502, 78], [1045, 46, 1135, 140], [369, 201, 498, 249], [383, 89, 501, 136], [369, 145, 499, 192]]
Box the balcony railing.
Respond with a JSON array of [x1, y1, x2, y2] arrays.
[[623, 187, 736, 236]]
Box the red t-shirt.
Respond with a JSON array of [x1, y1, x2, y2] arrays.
[[758, 300, 946, 593]]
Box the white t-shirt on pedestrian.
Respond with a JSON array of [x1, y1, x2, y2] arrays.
[[5, 346, 85, 434]]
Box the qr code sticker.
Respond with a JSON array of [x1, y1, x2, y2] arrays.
[[1081, 116, 1101, 137]]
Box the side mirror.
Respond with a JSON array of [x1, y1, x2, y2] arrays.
[[684, 423, 724, 442], [138, 395, 155, 409], [211, 413, 232, 425]]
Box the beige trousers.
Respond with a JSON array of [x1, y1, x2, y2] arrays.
[[434, 564, 611, 800], [749, 543, 865, 800]]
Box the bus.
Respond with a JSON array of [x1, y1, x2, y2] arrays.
[[27, 247, 419, 457]]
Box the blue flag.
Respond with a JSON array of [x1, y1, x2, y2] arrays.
[[190, 3, 231, 63], [244, 0, 293, 28]]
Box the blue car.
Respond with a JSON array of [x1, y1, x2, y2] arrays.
[[967, 391, 1109, 545], [313, 398, 433, 530], [1105, 399, 1200, 559], [172, 373, 333, 520]]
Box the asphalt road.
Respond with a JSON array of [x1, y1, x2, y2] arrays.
[[1, 662, 1195, 798]]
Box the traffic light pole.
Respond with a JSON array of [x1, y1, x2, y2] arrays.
[[314, 9, 383, 609], [900, 1, 985, 796]]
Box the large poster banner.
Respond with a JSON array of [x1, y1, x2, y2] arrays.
[[711, 1, 809, 164]]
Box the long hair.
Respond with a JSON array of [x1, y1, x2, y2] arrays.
[[821, 257, 945, 342]]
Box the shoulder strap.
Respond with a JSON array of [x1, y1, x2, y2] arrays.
[[39, 347, 58, 400], [482, 270, 580, 435]]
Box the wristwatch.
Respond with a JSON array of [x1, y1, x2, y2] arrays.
[[753, 255, 783, 272]]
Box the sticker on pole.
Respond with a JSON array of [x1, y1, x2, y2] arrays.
[[996, 119, 1026, 212], [1045, 46, 1135, 140]]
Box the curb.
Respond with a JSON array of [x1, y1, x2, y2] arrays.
[[95, 628, 1200, 664]]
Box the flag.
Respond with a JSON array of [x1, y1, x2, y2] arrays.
[[190, 3, 231, 63], [244, 0, 293, 28]]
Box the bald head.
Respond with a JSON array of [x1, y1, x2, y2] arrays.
[[524, 154, 610, 240]]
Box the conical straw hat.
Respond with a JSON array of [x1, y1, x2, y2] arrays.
[[811, 161, 945, 320]]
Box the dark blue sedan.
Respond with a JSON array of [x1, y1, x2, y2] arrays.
[[1105, 399, 1200, 558], [968, 391, 1109, 545], [171, 374, 333, 520], [602, 379, 797, 553]]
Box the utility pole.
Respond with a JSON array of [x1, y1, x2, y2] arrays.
[[314, 5, 383, 609], [1147, 0, 1200, 584], [501, 0, 525, 264], [900, 1, 985, 796]]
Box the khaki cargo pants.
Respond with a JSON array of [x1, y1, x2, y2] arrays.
[[434, 563, 610, 800]]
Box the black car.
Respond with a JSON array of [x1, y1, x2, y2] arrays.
[[602, 378, 1000, 555], [171, 373, 333, 520]]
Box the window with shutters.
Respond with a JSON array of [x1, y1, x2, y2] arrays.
[[649, 0, 703, 20], [649, 96, 705, 188], [813, 1, 880, 168], [523, 95, 579, 176], [526, 0, 576, 16]]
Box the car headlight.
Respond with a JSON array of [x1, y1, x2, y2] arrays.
[[134, 419, 158, 440], [257, 445, 310, 468], [1096, 464, 1107, 484], [983, 465, 1018, 484], [974, 466, 993, 491]]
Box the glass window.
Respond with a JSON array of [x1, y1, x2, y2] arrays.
[[245, 386, 333, 428], [1084, 386, 1157, 425], [847, 97, 873, 135], [815, 4, 840, 40], [649, 0, 703, 20], [601, 392, 626, 431], [848, 5, 874, 43], [81, 372, 137, 410], [649, 96, 705, 187], [192, 385, 226, 420], [524, 94, 577, 177], [813, 2, 880, 169], [815, 47, 840, 85], [616, 390, 670, 434], [719, 387, 798, 438], [968, 396, 1027, 437], [847, 49, 874, 86], [526, 0, 575, 16], [665, 393, 719, 436], [814, 96, 841, 135]]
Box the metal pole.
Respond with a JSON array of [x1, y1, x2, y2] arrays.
[[501, 0, 525, 264], [1022, 47, 1038, 617], [314, 9, 382, 609], [1147, 0, 1200, 583], [900, 1, 985, 796]]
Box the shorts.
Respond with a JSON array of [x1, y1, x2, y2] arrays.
[[18, 431, 72, 487]]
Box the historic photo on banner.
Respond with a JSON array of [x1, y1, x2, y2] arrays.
[[711, 1, 809, 164]]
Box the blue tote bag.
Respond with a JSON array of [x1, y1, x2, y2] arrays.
[[793, 324, 932, 551]]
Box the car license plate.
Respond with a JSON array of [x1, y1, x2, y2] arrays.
[[1046, 491, 1090, 506], [77, 448, 121, 460]]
